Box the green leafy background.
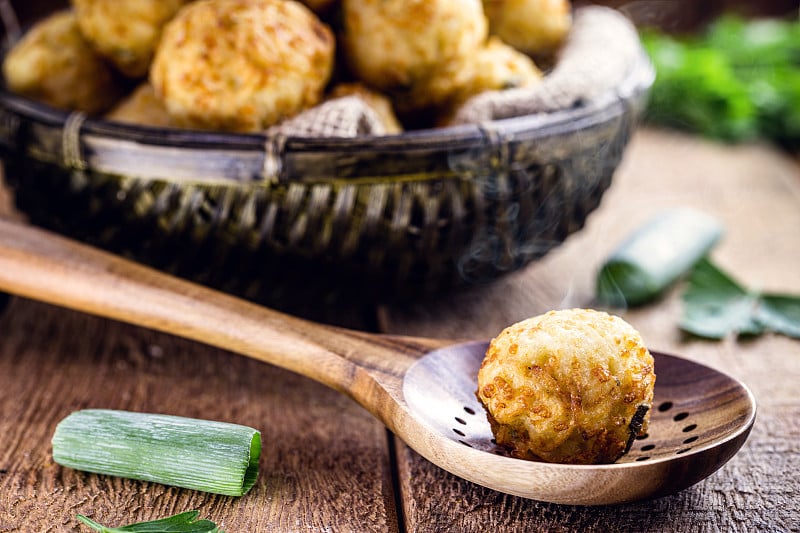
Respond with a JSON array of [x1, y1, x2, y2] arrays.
[[642, 16, 800, 150]]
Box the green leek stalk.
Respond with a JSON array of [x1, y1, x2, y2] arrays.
[[52, 409, 260, 497], [596, 208, 724, 308]]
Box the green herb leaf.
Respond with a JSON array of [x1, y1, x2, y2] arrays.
[[758, 294, 800, 339], [679, 258, 762, 338], [680, 258, 800, 339], [76, 510, 223, 533]]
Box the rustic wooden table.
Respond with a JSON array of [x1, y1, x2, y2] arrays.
[[1, 128, 799, 531]]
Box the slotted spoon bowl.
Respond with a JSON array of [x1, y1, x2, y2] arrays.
[[0, 218, 756, 505]]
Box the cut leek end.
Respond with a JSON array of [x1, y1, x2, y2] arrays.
[[241, 431, 261, 496], [596, 209, 725, 308], [596, 261, 661, 308], [52, 409, 261, 497]]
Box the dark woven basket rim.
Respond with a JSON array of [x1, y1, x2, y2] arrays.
[[0, 48, 654, 184]]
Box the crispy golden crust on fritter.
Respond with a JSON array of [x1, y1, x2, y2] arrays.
[[150, 0, 335, 132], [466, 37, 542, 95], [341, 0, 488, 111], [71, 0, 190, 78], [105, 83, 176, 128], [438, 36, 542, 125], [2, 10, 125, 114], [482, 0, 572, 57], [477, 308, 655, 464]]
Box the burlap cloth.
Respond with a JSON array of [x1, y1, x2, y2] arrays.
[[266, 95, 387, 137], [273, 6, 643, 137]]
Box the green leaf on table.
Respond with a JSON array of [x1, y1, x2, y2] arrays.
[[680, 258, 800, 339], [758, 294, 800, 339], [77, 510, 223, 533], [679, 258, 763, 338]]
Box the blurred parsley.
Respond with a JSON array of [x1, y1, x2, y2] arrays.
[[680, 258, 800, 339], [641, 15, 800, 150]]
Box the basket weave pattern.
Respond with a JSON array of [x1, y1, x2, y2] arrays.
[[5, 104, 634, 304], [0, 6, 651, 306]]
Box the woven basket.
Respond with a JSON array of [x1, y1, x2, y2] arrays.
[[0, 3, 653, 310]]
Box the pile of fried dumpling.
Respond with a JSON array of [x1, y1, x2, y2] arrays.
[[2, 0, 572, 134]]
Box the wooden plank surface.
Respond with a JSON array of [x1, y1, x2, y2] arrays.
[[2, 128, 799, 532], [0, 298, 398, 532], [381, 129, 800, 532]]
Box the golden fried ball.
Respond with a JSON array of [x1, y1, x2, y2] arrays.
[[2, 10, 125, 114], [329, 83, 403, 134], [482, 0, 572, 57], [150, 0, 335, 132], [105, 83, 176, 128], [437, 37, 542, 126], [341, 0, 488, 111], [477, 308, 655, 464], [71, 0, 190, 78], [465, 37, 542, 95]]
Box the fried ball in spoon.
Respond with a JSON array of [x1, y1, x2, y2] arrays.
[[477, 308, 655, 464]]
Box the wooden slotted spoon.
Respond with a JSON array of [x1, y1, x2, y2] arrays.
[[0, 218, 756, 505]]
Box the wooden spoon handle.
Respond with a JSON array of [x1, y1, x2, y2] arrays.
[[0, 218, 433, 396]]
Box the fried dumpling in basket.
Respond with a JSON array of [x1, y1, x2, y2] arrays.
[[71, 0, 191, 78], [341, 0, 488, 112], [2, 10, 126, 114], [150, 0, 335, 132]]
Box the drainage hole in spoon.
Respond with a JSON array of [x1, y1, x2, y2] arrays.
[[449, 399, 703, 460], [454, 410, 475, 446], [451, 407, 512, 456], [633, 404, 700, 459]]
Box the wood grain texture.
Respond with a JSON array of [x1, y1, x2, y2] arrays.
[[2, 128, 799, 530], [382, 129, 800, 532], [2, 219, 754, 507], [0, 298, 398, 532]]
